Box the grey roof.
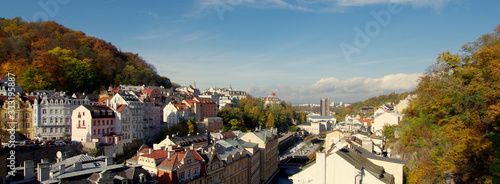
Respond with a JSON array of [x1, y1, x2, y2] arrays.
[[33, 90, 56, 96], [215, 140, 246, 163], [228, 139, 258, 149], [169, 134, 209, 147], [336, 148, 395, 184], [116, 165, 154, 183], [238, 129, 277, 142], [55, 164, 124, 179], [81, 105, 115, 118], [354, 146, 405, 165]]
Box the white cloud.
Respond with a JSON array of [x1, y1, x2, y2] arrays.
[[245, 73, 422, 104]]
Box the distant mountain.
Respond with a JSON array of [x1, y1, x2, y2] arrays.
[[0, 17, 172, 93]]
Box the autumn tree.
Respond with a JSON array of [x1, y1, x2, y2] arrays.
[[187, 119, 196, 134], [266, 113, 275, 129], [0, 17, 173, 93], [396, 25, 500, 183]]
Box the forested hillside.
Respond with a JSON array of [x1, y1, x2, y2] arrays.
[[334, 93, 410, 120], [217, 96, 302, 132], [395, 25, 500, 183], [0, 17, 172, 93]]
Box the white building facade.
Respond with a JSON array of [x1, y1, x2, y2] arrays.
[[33, 92, 90, 140]]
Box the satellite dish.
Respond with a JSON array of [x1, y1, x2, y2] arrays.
[[56, 151, 62, 159]]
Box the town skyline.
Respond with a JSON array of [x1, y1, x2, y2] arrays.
[[1, 0, 499, 104]]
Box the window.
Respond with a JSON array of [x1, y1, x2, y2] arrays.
[[82, 120, 85, 126], [55, 109, 58, 114], [42, 118, 47, 124], [42, 109, 47, 114], [98, 129, 100, 134], [179, 172, 185, 180], [93, 130, 96, 135]]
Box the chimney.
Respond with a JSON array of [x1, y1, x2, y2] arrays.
[[148, 148, 153, 154], [37, 163, 50, 182], [73, 162, 82, 171], [41, 158, 49, 163], [24, 160, 35, 180], [168, 150, 175, 159], [59, 164, 65, 175], [105, 157, 113, 166]]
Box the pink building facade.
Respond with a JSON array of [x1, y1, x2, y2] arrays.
[[71, 105, 122, 144]]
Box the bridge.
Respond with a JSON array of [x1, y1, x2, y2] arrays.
[[278, 156, 310, 169]]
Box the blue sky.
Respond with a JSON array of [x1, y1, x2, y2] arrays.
[[1, 0, 499, 104]]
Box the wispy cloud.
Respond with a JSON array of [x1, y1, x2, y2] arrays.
[[133, 29, 179, 40], [191, 0, 453, 16], [147, 11, 159, 20], [245, 73, 422, 104], [335, 0, 451, 10]]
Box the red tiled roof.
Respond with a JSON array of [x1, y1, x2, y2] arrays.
[[197, 97, 216, 104], [116, 104, 127, 112], [98, 96, 111, 105], [183, 99, 197, 106], [112, 87, 121, 93], [141, 89, 154, 94], [158, 153, 181, 169], [173, 103, 188, 111], [158, 150, 204, 169], [129, 155, 140, 161], [141, 149, 169, 160], [359, 118, 374, 126], [139, 148, 150, 154]]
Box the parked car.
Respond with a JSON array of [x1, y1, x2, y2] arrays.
[[9, 142, 22, 148], [20, 140, 32, 145], [42, 141, 55, 146], [54, 141, 66, 146], [70, 141, 81, 145]]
